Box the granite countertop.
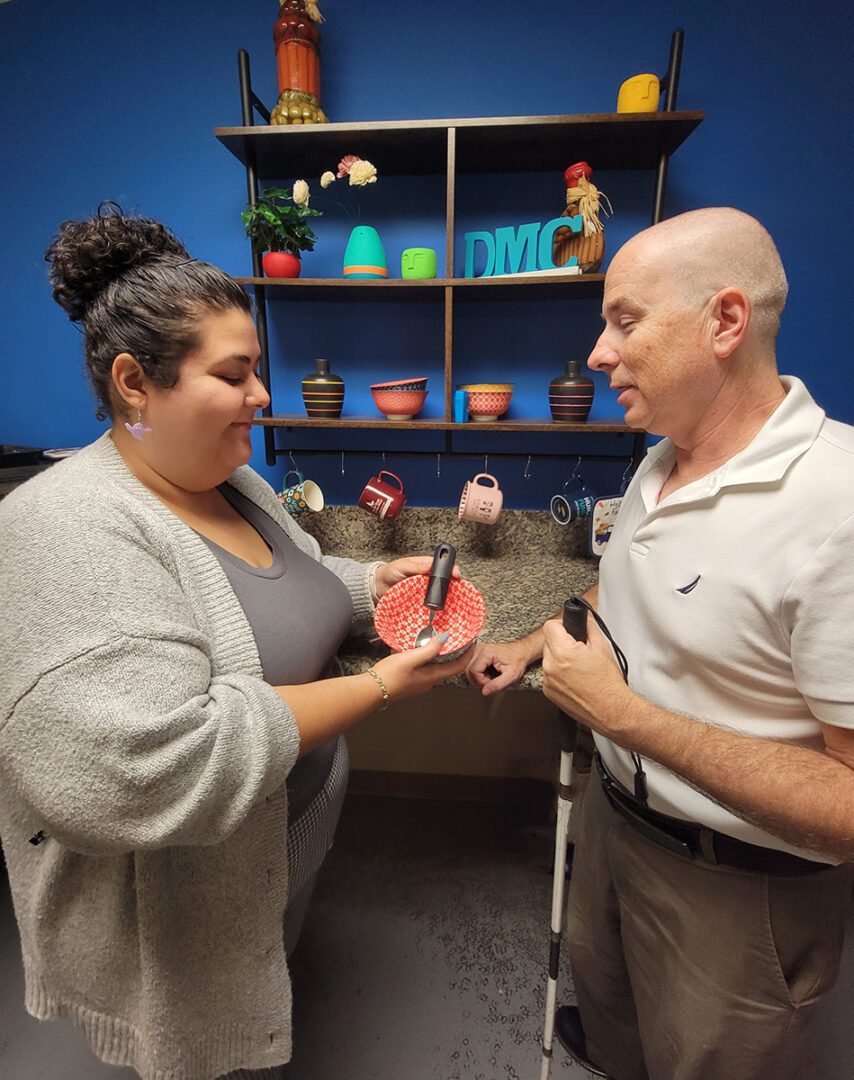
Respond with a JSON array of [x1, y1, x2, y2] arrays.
[[299, 506, 599, 690]]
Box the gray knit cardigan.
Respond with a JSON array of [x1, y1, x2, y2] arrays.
[[0, 433, 375, 1080]]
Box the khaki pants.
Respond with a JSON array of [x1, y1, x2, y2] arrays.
[[568, 775, 854, 1080]]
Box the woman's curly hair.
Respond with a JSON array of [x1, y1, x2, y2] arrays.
[[45, 203, 252, 420]]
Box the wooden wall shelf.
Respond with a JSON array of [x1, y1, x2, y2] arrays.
[[254, 415, 637, 433], [237, 274, 607, 302], [216, 112, 703, 178]]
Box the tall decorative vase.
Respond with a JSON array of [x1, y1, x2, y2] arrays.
[[301, 358, 344, 418], [549, 360, 595, 422], [270, 0, 329, 125], [343, 226, 388, 279]]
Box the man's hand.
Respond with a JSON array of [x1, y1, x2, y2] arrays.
[[374, 556, 461, 599], [466, 638, 538, 697], [541, 616, 634, 739]]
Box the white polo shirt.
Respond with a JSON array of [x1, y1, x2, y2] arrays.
[[596, 376, 854, 860]]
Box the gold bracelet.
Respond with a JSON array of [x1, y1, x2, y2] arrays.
[[365, 666, 390, 711]]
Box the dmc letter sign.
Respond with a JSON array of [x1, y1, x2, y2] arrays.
[[464, 216, 582, 278]]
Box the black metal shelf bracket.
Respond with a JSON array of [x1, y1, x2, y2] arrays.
[[237, 49, 277, 465], [652, 28, 684, 225]]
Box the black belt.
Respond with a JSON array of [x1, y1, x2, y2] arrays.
[[594, 752, 832, 877]]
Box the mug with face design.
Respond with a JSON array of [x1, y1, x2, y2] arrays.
[[278, 469, 325, 518], [358, 470, 406, 520], [458, 473, 503, 524]]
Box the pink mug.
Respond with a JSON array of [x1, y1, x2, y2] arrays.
[[458, 472, 503, 524], [358, 470, 406, 520]]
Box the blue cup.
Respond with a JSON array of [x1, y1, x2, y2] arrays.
[[453, 390, 469, 423]]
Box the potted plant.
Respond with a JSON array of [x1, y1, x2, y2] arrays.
[[241, 184, 322, 278]]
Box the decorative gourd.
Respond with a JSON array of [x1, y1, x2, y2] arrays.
[[552, 162, 611, 273]]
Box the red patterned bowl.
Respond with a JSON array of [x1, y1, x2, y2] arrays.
[[370, 377, 428, 392], [371, 387, 428, 419], [458, 383, 513, 421], [374, 575, 487, 661]]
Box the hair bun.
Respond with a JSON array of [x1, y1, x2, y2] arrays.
[[44, 203, 190, 321]]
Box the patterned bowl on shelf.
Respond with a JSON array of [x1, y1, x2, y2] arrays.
[[371, 387, 428, 419], [370, 377, 428, 393], [373, 575, 487, 662], [458, 383, 514, 421]]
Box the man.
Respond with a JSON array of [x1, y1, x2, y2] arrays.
[[467, 208, 854, 1080]]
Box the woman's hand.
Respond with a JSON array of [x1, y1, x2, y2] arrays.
[[374, 556, 462, 600], [373, 632, 473, 704]]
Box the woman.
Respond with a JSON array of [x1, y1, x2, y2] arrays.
[[0, 207, 470, 1080]]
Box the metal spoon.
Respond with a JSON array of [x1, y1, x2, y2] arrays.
[[414, 542, 457, 647]]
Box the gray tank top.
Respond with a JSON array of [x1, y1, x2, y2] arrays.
[[199, 484, 354, 818]]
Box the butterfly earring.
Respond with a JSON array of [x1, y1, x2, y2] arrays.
[[124, 408, 152, 441]]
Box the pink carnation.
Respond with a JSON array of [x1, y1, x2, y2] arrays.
[[337, 155, 360, 179]]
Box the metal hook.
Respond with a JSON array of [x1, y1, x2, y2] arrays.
[[341, 451, 345, 476], [288, 449, 298, 470], [436, 453, 441, 479], [382, 451, 386, 465], [523, 455, 532, 480], [483, 454, 489, 473], [570, 455, 582, 481]]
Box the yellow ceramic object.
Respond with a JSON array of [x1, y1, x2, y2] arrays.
[[617, 73, 661, 113]]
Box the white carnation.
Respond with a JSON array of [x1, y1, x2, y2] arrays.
[[348, 160, 378, 187]]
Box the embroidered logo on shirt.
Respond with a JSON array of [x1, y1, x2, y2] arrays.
[[676, 574, 701, 595]]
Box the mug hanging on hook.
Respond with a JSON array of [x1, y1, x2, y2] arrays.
[[550, 460, 594, 526], [588, 460, 633, 558]]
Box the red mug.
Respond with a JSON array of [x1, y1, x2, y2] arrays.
[[358, 470, 406, 520]]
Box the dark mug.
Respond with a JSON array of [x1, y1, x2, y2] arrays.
[[550, 480, 595, 525], [358, 470, 406, 520]]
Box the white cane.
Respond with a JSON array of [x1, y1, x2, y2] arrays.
[[539, 597, 588, 1080]]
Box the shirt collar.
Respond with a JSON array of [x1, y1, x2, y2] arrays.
[[637, 376, 825, 507]]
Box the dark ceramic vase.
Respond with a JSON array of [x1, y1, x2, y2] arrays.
[[549, 360, 594, 422], [302, 359, 344, 418]]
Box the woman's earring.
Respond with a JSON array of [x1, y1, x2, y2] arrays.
[[124, 407, 152, 441]]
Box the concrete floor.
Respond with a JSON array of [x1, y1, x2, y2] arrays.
[[2, 795, 853, 1079]]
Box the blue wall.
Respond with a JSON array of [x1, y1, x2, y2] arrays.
[[2, 0, 852, 511]]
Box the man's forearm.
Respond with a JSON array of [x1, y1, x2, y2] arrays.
[[611, 690, 854, 862]]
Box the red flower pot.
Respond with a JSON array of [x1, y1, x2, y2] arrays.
[[262, 251, 302, 278]]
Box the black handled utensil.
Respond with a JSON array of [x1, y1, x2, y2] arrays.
[[414, 542, 457, 647]]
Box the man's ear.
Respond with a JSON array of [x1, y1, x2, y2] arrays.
[[710, 287, 750, 359], [111, 353, 148, 412]]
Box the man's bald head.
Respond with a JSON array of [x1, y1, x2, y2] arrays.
[[623, 208, 788, 351]]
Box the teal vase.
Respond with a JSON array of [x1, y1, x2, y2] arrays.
[[343, 226, 388, 279]]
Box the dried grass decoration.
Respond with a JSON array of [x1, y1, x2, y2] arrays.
[[552, 161, 613, 273]]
